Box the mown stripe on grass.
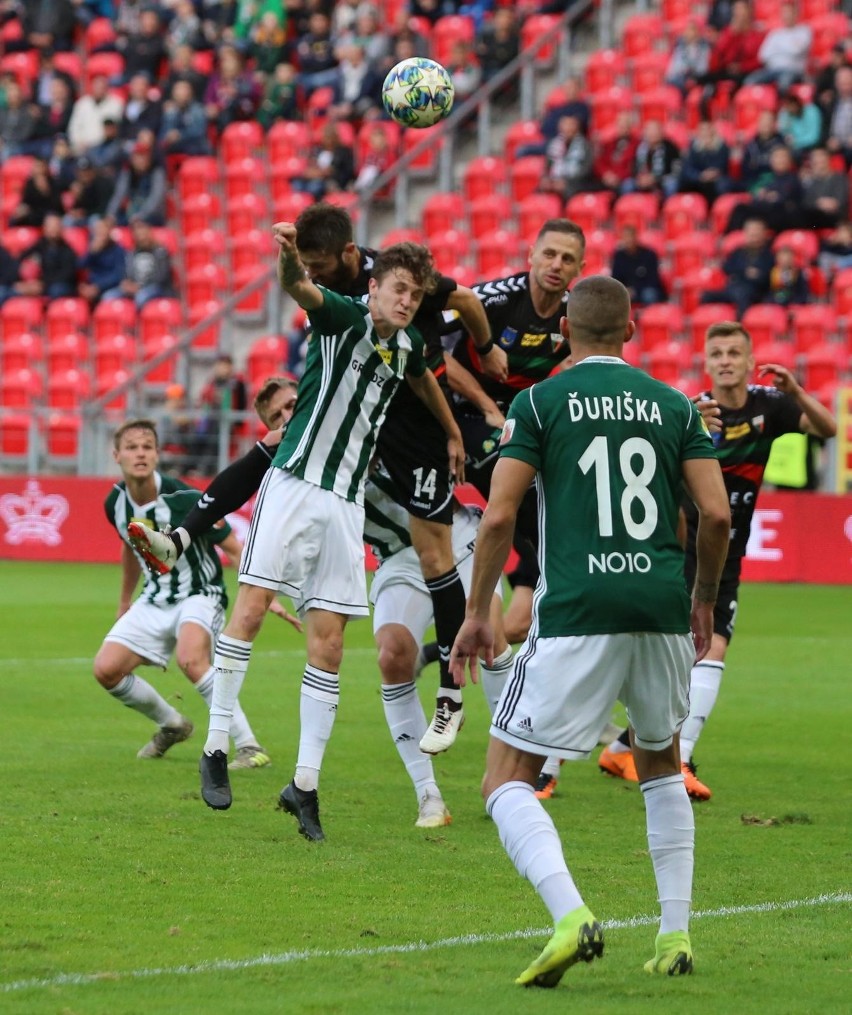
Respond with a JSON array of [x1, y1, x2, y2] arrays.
[[2, 891, 849, 995], [0, 648, 380, 668]]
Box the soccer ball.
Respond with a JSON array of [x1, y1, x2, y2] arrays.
[[382, 57, 455, 128]]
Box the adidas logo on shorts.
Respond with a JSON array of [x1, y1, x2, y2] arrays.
[[517, 716, 533, 733]]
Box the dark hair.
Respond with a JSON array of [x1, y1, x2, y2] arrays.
[[535, 218, 586, 253], [113, 418, 158, 450], [295, 203, 354, 256], [705, 321, 752, 346], [566, 275, 630, 343], [254, 374, 297, 417], [371, 242, 439, 294]]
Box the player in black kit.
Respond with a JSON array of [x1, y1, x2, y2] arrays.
[[599, 319, 836, 799], [293, 203, 505, 754]]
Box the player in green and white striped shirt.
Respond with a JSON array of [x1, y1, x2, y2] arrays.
[[95, 419, 275, 766], [199, 224, 465, 842]]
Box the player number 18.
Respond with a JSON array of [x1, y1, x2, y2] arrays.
[[578, 435, 658, 540]]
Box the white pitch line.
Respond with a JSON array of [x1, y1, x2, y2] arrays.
[[2, 891, 848, 995]]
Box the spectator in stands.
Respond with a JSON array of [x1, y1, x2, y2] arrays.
[[68, 74, 126, 156], [121, 7, 167, 83], [204, 45, 261, 133], [195, 353, 248, 475], [292, 122, 355, 200], [538, 114, 594, 199], [476, 6, 519, 99], [352, 6, 391, 69], [47, 132, 77, 191], [88, 117, 125, 173], [163, 44, 211, 104], [745, 2, 811, 94], [707, 0, 734, 33], [610, 224, 667, 306], [777, 91, 822, 161], [444, 39, 482, 108], [33, 47, 76, 108], [114, 0, 145, 42], [727, 145, 802, 232], [106, 140, 168, 226], [818, 221, 852, 279], [594, 110, 638, 196], [250, 10, 289, 76], [158, 383, 200, 477], [800, 146, 850, 228], [15, 212, 78, 299], [9, 156, 64, 227], [409, 0, 449, 25], [101, 216, 175, 309], [665, 19, 712, 95], [540, 76, 590, 140], [34, 76, 75, 149], [822, 65, 852, 167], [295, 11, 339, 96], [815, 44, 851, 111], [621, 120, 681, 198], [0, 238, 19, 307], [22, 0, 76, 52], [327, 43, 383, 122], [697, 1, 764, 100], [118, 73, 163, 149], [78, 216, 126, 305], [0, 79, 40, 159], [166, 0, 204, 59], [353, 123, 396, 198], [740, 109, 786, 191], [700, 217, 774, 317], [332, 0, 363, 40], [678, 119, 732, 204], [258, 62, 299, 129], [765, 244, 810, 306], [159, 79, 212, 157], [65, 156, 115, 225]]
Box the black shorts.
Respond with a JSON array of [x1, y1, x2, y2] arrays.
[[376, 385, 455, 525], [684, 552, 742, 642]]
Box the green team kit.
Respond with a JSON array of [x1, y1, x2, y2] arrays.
[[500, 356, 717, 637]]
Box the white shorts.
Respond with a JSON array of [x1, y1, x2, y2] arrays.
[[491, 632, 694, 757], [103, 595, 224, 669], [239, 468, 369, 618]]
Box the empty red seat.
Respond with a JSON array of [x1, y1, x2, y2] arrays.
[[186, 263, 227, 305], [520, 14, 561, 64], [517, 193, 563, 243], [402, 122, 445, 176], [271, 192, 314, 224], [233, 264, 269, 314], [47, 332, 90, 373], [0, 50, 39, 86], [45, 413, 81, 459], [380, 227, 426, 247], [689, 303, 737, 352], [228, 229, 268, 274], [639, 304, 685, 349], [184, 229, 226, 272], [589, 87, 633, 133], [323, 191, 360, 217], [808, 13, 851, 63], [85, 51, 124, 87], [47, 368, 92, 410], [504, 120, 545, 162], [95, 368, 132, 411], [509, 156, 546, 203], [177, 157, 220, 203], [139, 298, 183, 342], [585, 49, 626, 93], [422, 192, 466, 237], [1, 332, 43, 372], [180, 192, 222, 235], [752, 339, 797, 374], [224, 157, 267, 201], [428, 229, 471, 270], [742, 304, 790, 344], [45, 297, 90, 341], [663, 193, 709, 239], [636, 86, 683, 126], [564, 191, 612, 233], [141, 334, 179, 384], [187, 299, 222, 349], [221, 120, 264, 163], [801, 342, 849, 391], [53, 51, 83, 81], [84, 16, 117, 52], [469, 194, 514, 239], [670, 232, 717, 276], [247, 336, 287, 386], [790, 304, 839, 351], [267, 121, 310, 163], [679, 266, 727, 314], [93, 300, 137, 342], [622, 14, 665, 58], [772, 229, 819, 266], [463, 157, 508, 203], [474, 229, 520, 277], [583, 227, 617, 270], [1, 297, 44, 341], [94, 333, 137, 376], [630, 51, 670, 92], [431, 14, 475, 65], [734, 85, 779, 136], [0, 411, 33, 456], [1, 367, 43, 408], [613, 192, 660, 231], [224, 192, 267, 236], [832, 267, 852, 318], [645, 340, 692, 384]]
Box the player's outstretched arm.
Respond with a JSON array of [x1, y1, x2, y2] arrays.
[[406, 367, 466, 483], [446, 285, 508, 382], [273, 221, 324, 309], [757, 363, 837, 439], [443, 354, 506, 428], [682, 457, 731, 662]]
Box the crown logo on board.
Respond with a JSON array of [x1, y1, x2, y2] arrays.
[[0, 480, 69, 546]]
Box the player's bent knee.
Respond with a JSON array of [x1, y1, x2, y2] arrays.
[[93, 651, 123, 690], [377, 635, 417, 683]]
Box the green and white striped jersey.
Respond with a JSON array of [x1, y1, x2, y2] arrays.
[[272, 287, 427, 505], [500, 357, 717, 637], [104, 473, 231, 609]]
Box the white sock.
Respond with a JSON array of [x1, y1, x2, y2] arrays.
[[487, 780, 584, 923], [680, 661, 724, 763], [294, 665, 339, 792], [480, 646, 514, 716], [196, 667, 259, 750], [608, 738, 631, 755], [540, 756, 561, 779], [204, 636, 251, 756], [109, 673, 183, 727], [641, 774, 694, 935], [438, 686, 462, 706], [381, 681, 437, 799], [173, 526, 191, 551]]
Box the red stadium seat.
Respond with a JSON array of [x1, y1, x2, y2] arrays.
[[742, 304, 790, 344], [638, 227, 666, 260], [0, 51, 39, 87], [1, 296, 44, 337], [221, 120, 264, 163], [509, 156, 546, 203], [503, 120, 545, 162], [63, 226, 89, 259], [801, 342, 849, 391], [564, 191, 612, 233], [95, 368, 132, 411], [689, 304, 737, 353], [469, 194, 514, 239], [638, 304, 685, 350], [180, 192, 222, 235], [186, 263, 227, 305], [142, 334, 179, 384], [93, 299, 137, 342], [84, 17, 117, 52], [832, 267, 852, 318], [233, 264, 269, 314], [734, 85, 779, 136], [808, 13, 851, 63], [85, 51, 125, 86], [462, 157, 508, 202], [678, 265, 727, 314], [645, 340, 693, 384], [474, 229, 520, 277], [583, 227, 617, 267], [621, 14, 665, 58], [1, 156, 34, 206], [772, 229, 819, 266], [663, 193, 709, 239], [176, 157, 219, 203], [589, 87, 633, 133], [630, 51, 670, 92], [585, 49, 626, 93], [440, 262, 477, 288], [402, 123, 445, 176], [94, 333, 137, 375], [139, 298, 183, 343], [431, 14, 475, 65], [322, 191, 360, 218], [0, 411, 33, 456], [223, 157, 266, 201], [0, 367, 43, 408], [184, 229, 226, 272], [226, 193, 267, 236], [790, 304, 839, 352], [187, 300, 222, 349], [751, 339, 797, 375], [53, 52, 83, 81], [267, 121, 310, 163], [45, 412, 81, 459], [2, 226, 39, 257], [1, 332, 43, 373], [228, 228, 268, 273], [380, 228, 426, 247], [45, 298, 90, 342], [520, 14, 561, 64], [47, 332, 90, 374], [613, 192, 660, 231], [247, 336, 288, 386], [670, 232, 717, 276], [271, 192, 314, 224], [517, 193, 563, 243], [428, 229, 471, 270], [636, 86, 683, 126], [47, 368, 92, 410]]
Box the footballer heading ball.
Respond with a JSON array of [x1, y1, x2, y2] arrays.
[[382, 57, 455, 128]]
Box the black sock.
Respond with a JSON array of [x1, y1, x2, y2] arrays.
[[424, 567, 466, 691], [168, 531, 185, 560], [181, 443, 273, 542], [419, 641, 440, 667], [618, 728, 631, 748]]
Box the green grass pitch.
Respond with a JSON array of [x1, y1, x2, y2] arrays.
[[1, 561, 849, 1014]]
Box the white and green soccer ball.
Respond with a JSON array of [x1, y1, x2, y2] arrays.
[[382, 57, 455, 128]]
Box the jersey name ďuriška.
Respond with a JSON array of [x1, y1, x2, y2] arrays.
[[272, 287, 426, 505], [500, 357, 716, 637], [104, 473, 230, 608]]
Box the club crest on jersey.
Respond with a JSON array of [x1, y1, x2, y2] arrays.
[[752, 414, 765, 432], [498, 326, 518, 349], [482, 437, 496, 454], [375, 345, 393, 366], [499, 419, 516, 445], [550, 331, 566, 352]]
